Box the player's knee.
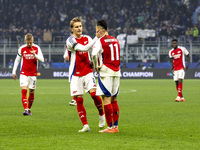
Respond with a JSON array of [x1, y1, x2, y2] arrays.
[[178, 79, 183, 83], [76, 97, 83, 105], [29, 89, 34, 94], [21, 89, 27, 95], [90, 92, 96, 99], [111, 99, 117, 104]]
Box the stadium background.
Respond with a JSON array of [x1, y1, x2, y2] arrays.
[[0, 0, 200, 72], [1, 1, 200, 150], [0, 0, 200, 68]]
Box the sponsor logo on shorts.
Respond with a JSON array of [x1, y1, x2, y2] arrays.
[[73, 91, 77, 94]]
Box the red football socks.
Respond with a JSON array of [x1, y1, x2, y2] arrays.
[[73, 96, 76, 100], [28, 93, 34, 109], [90, 92, 104, 116], [178, 83, 183, 97], [76, 97, 88, 125], [21, 89, 28, 110], [176, 85, 178, 91], [111, 100, 119, 126], [104, 104, 113, 127]]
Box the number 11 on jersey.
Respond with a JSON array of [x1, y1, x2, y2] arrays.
[[109, 43, 119, 61]]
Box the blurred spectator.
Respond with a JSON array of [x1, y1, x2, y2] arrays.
[[8, 58, 14, 68], [121, 63, 127, 68], [193, 25, 199, 41], [43, 29, 52, 42], [0, 0, 199, 41], [40, 58, 50, 69]]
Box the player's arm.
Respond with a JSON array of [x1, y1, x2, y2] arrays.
[[69, 36, 98, 52], [185, 54, 190, 71], [12, 50, 22, 80], [92, 40, 102, 73], [31, 47, 44, 62], [183, 47, 190, 71], [169, 50, 174, 74], [63, 48, 69, 61]]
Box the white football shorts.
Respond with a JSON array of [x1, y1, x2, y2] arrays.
[[173, 70, 185, 81], [96, 76, 120, 97], [70, 72, 97, 96], [20, 75, 37, 89]]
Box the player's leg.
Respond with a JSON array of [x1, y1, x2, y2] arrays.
[[70, 76, 90, 132], [28, 89, 34, 115], [69, 96, 77, 106], [178, 70, 185, 102], [111, 97, 119, 132], [175, 81, 179, 91], [89, 88, 105, 128], [27, 76, 36, 115], [84, 73, 105, 128], [76, 95, 90, 132], [20, 75, 29, 115], [89, 88, 104, 116], [99, 95, 114, 133], [97, 76, 114, 133], [173, 71, 181, 102], [111, 76, 120, 132]]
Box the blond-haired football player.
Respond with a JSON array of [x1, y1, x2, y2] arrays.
[[12, 33, 44, 115]]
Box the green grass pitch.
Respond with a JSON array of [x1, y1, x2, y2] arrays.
[[0, 79, 199, 150]]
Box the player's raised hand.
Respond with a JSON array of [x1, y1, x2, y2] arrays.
[[13, 74, 17, 80], [96, 29, 105, 38]]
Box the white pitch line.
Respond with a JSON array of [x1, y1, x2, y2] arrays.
[[119, 89, 136, 93]]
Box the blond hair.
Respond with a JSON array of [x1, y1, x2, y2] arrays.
[[25, 33, 33, 41], [70, 17, 82, 28]]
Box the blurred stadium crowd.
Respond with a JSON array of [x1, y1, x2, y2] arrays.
[[0, 0, 200, 42]]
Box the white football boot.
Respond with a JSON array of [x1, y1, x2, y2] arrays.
[[99, 114, 105, 129], [175, 96, 181, 102], [78, 124, 91, 132], [69, 99, 77, 106]]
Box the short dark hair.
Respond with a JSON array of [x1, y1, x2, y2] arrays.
[[97, 20, 108, 30], [172, 39, 178, 42]]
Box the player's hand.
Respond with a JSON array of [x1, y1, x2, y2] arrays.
[[184, 65, 189, 71], [96, 29, 105, 38], [96, 65, 103, 74], [13, 74, 17, 80], [171, 68, 174, 75], [90, 61, 94, 68], [30, 48, 35, 56]]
